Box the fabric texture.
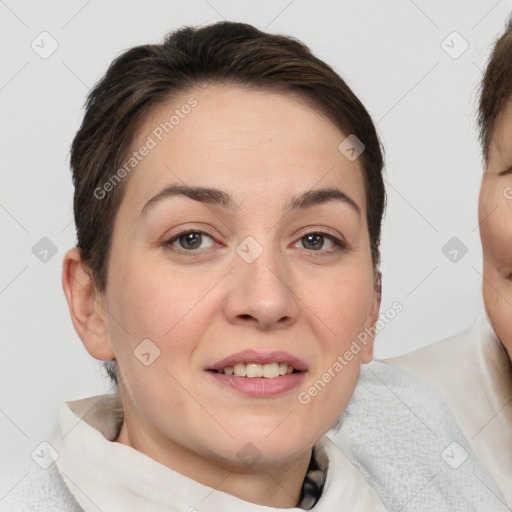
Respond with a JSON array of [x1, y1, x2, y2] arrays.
[[0, 445, 328, 512], [0, 393, 385, 511], [387, 313, 512, 507], [329, 361, 509, 511], [1, 361, 508, 511], [0, 463, 83, 512]]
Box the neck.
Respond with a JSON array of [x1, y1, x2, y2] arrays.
[[115, 413, 312, 508]]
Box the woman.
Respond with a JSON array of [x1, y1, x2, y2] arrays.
[[389, 19, 512, 507], [1, 21, 505, 511]]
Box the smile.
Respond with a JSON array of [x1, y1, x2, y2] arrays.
[[206, 350, 308, 396], [211, 362, 298, 378]]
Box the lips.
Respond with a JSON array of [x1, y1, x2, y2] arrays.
[[207, 349, 308, 374]]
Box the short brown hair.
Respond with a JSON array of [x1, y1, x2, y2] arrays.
[[478, 19, 512, 160], [70, 22, 385, 384]]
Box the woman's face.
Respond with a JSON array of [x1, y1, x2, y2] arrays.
[[479, 98, 512, 359], [101, 85, 379, 472]]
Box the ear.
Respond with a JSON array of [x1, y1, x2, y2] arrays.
[[361, 271, 382, 363], [62, 248, 115, 361]]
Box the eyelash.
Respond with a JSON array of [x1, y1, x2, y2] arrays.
[[161, 229, 347, 257]]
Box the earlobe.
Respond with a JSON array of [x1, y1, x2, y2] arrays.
[[362, 271, 382, 364], [62, 248, 115, 361]]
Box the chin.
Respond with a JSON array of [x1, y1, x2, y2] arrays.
[[223, 424, 319, 465]]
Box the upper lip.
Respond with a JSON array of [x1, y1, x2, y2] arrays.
[[207, 350, 308, 372]]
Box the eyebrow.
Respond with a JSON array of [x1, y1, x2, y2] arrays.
[[287, 188, 361, 215], [140, 185, 238, 217], [140, 184, 361, 217]]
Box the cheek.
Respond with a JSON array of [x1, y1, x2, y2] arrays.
[[480, 187, 512, 271], [109, 251, 214, 334], [480, 181, 512, 356], [104, 253, 222, 384], [295, 274, 372, 435], [105, 260, 221, 408], [304, 269, 375, 331]]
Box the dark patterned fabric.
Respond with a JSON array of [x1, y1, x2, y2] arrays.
[[298, 447, 327, 509]]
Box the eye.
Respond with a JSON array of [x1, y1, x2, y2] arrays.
[[163, 230, 216, 252], [294, 232, 346, 252]]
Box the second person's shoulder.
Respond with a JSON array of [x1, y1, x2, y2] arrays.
[[327, 361, 507, 511]]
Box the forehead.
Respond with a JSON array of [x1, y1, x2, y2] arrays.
[[121, 85, 367, 213]]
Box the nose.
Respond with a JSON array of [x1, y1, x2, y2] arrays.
[[223, 244, 299, 330]]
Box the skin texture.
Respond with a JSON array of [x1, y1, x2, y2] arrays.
[[479, 98, 512, 360], [62, 84, 380, 508]]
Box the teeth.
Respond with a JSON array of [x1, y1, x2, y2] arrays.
[[247, 363, 263, 378], [219, 362, 296, 378], [233, 363, 246, 377], [262, 363, 279, 378]]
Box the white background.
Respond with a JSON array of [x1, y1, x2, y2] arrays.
[[1, 0, 510, 485]]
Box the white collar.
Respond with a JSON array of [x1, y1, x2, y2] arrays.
[[50, 394, 386, 511], [468, 313, 512, 504]]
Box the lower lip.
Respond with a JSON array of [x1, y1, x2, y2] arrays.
[[206, 371, 307, 397]]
